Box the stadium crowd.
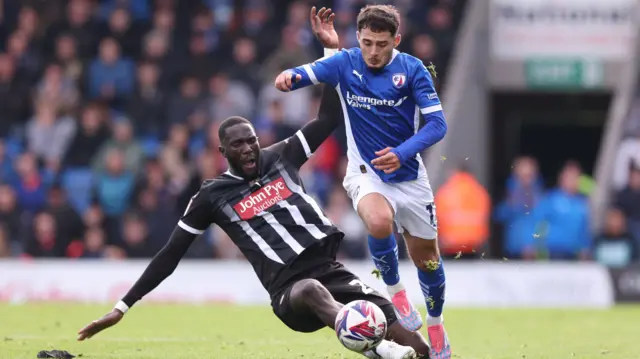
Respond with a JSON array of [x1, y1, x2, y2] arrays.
[[0, 0, 636, 266]]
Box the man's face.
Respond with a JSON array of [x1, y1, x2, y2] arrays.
[[357, 28, 400, 69], [220, 123, 260, 179]]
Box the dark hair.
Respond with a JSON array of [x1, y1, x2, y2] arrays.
[[218, 116, 253, 143], [356, 5, 401, 35]]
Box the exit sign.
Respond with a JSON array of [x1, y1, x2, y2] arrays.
[[525, 59, 604, 89]]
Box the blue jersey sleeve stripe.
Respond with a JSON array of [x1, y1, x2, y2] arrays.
[[302, 64, 319, 84], [420, 104, 442, 115], [295, 130, 312, 158]]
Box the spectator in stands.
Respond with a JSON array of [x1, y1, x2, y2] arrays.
[[150, 7, 176, 43], [53, 34, 84, 86], [104, 7, 144, 60], [256, 100, 295, 145], [81, 227, 107, 258], [531, 161, 591, 260], [262, 25, 313, 82], [494, 156, 544, 259], [167, 75, 204, 125], [120, 211, 153, 258], [614, 164, 640, 246], [25, 101, 76, 171], [241, 0, 279, 58], [207, 72, 255, 122], [141, 30, 178, 87], [92, 119, 144, 174], [12, 152, 48, 213], [92, 147, 136, 242], [177, 149, 219, 212], [0, 140, 17, 184], [258, 63, 313, 127], [64, 103, 110, 168], [190, 7, 221, 55], [0, 53, 31, 137], [6, 30, 41, 83], [82, 203, 105, 232], [0, 184, 22, 249], [127, 61, 166, 138], [225, 37, 262, 95], [88, 37, 135, 108], [425, 6, 455, 65], [15, 6, 44, 51], [136, 186, 178, 253], [23, 211, 68, 258], [159, 123, 191, 193], [47, 0, 99, 59], [184, 33, 217, 83], [45, 184, 84, 246], [594, 207, 636, 267], [35, 63, 80, 115], [435, 164, 491, 258]]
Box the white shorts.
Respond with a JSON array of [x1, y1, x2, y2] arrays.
[[343, 171, 438, 240]]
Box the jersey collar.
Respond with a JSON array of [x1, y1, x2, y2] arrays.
[[223, 171, 244, 180], [386, 49, 400, 67]]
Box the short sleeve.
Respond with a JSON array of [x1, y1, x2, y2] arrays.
[[410, 60, 442, 116], [178, 187, 215, 235]]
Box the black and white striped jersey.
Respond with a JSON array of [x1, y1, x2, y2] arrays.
[[178, 89, 344, 297]]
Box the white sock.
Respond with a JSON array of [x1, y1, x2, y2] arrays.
[[426, 314, 443, 326], [387, 281, 405, 295]]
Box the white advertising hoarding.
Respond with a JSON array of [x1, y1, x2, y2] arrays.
[[0, 260, 614, 308], [490, 0, 638, 60]]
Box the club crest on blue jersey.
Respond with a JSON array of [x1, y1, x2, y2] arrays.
[[392, 73, 406, 88]]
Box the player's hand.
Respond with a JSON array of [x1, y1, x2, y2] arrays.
[[77, 308, 124, 341], [371, 147, 401, 174], [275, 72, 302, 92], [310, 6, 339, 49]]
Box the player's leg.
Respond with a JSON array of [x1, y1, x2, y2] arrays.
[[275, 278, 420, 359], [288, 278, 343, 327], [403, 233, 450, 359], [343, 174, 422, 332], [395, 180, 451, 359], [319, 264, 430, 358]]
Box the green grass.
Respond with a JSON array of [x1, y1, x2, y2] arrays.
[[1, 303, 639, 358]]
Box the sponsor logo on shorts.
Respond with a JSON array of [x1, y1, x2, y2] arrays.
[[233, 177, 293, 220]]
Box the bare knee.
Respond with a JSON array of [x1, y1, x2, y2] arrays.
[[404, 233, 440, 270], [289, 279, 331, 310], [358, 194, 394, 238]]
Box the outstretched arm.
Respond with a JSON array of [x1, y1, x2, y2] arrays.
[[77, 187, 214, 341], [266, 85, 343, 169], [76, 227, 195, 340]]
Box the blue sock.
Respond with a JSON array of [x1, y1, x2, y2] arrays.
[[368, 234, 400, 286], [417, 257, 446, 319]]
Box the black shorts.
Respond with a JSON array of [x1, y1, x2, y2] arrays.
[[271, 261, 397, 333]]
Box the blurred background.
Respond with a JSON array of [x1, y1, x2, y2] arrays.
[[0, 0, 639, 303]]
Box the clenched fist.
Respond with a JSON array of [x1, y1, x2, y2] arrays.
[[274, 72, 302, 92]]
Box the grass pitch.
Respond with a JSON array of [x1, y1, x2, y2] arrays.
[[0, 303, 638, 359]]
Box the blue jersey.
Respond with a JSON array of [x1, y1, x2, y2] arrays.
[[288, 47, 447, 183]]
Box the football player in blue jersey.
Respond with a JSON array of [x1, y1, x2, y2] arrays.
[[275, 6, 450, 359]]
